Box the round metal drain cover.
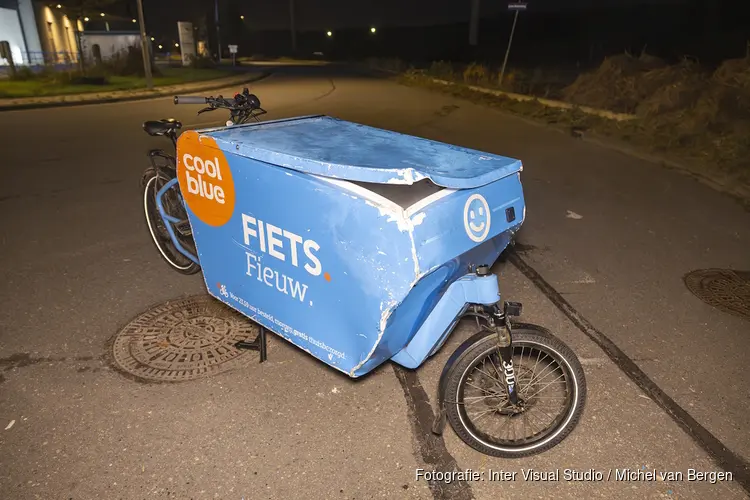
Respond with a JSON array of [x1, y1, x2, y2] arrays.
[[112, 295, 260, 382], [683, 269, 750, 320]]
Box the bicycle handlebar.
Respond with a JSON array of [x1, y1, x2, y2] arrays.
[[172, 88, 265, 126], [174, 96, 208, 105]]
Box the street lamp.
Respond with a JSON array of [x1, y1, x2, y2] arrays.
[[158, 44, 162, 49], [56, 4, 61, 8], [84, 17, 89, 22], [175, 43, 179, 47], [240, 15, 244, 20], [132, 19, 136, 23], [370, 27, 376, 33], [100, 13, 104, 17], [326, 31, 332, 37], [150, 37, 155, 41]]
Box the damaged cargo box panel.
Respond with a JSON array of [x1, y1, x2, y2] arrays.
[[176, 116, 525, 377]]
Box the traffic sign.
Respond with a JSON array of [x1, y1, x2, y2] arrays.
[[228, 45, 238, 54], [508, 2, 527, 10]]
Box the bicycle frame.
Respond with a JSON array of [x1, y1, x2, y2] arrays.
[[147, 103, 266, 267], [155, 177, 200, 265]]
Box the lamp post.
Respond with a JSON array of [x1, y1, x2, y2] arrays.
[[135, 0, 153, 89]]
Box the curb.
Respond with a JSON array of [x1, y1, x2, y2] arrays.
[[239, 60, 332, 66], [0, 71, 271, 112], [416, 74, 636, 122], [428, 78, 637, 122]]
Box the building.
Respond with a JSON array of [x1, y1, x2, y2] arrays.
[[0, 0, 43, 65], [0, 0, 143, 67]]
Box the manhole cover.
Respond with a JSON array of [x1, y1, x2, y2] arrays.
[[112, 295, 260, 382], [683, 269, 750, 320]]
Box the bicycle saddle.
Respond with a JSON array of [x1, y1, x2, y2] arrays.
[[143, 118, 182, 136]]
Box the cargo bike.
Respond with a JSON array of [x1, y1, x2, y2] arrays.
[[140, 88, 586, 458]]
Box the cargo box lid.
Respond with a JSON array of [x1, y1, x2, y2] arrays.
[[202, 115, 522, 189]]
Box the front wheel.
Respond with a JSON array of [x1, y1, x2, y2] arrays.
[[141, 168, 201, 275], [444, 325, 586, 458]]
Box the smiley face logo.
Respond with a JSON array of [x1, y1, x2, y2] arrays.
[[463, 194, 491, 242]]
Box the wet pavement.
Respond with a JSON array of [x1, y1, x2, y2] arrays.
[[0, 63, 748, 500]]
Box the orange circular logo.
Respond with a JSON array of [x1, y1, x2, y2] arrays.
[[176, 130, 235, 227]]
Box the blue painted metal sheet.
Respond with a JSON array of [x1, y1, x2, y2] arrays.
[[176, 119, 525, 378], [203, 115, 522, 189]]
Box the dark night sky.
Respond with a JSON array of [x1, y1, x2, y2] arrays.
[[141, 0, 693, 32]]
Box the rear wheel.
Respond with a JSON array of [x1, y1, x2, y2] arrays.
[[444, 325, 586, 458], [141, 168, 200, 275]]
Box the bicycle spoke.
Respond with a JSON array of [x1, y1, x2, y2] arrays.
[[524, 372, 566, 400], [462, 394, 503, 407], [474, 365, 504, 387], [523, 360, 558, 389], [487, 352, 503, 381], [468, 407, 497, 423]]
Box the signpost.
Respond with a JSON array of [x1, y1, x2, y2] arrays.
[[228, 44, 238, 66], [499, 2, 527, 87]]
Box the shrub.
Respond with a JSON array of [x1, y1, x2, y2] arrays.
[[6, 65, 108, 84], [366, 57, 406, 73], [499, 69, 516, 89], [188, 54, 216, 69], [8, 66, 36, 81], [463, 63, 489, 85], [42, 68, 109, 85], [428, 61, 455, 80], [103, 46, 161, 77]]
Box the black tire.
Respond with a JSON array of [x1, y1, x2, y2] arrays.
[[141, 168, 201, 275], [444, 325, 586, 458]]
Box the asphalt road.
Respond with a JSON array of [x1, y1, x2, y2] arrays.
[[1, 64, 748, 500]]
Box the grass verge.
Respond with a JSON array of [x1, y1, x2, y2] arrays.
[[0, 67, 235, 99]]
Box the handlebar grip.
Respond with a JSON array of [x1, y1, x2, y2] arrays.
[[174, 96, 208, 105]]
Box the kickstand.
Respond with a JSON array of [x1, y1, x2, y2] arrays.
[[235, 325, 267, 363]]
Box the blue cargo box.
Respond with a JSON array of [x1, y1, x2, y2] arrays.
[[176, 115, 525, 377]]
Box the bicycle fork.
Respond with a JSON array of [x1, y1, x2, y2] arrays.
[[485, 301, 523, 407], [431, 265, 524, 435]]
